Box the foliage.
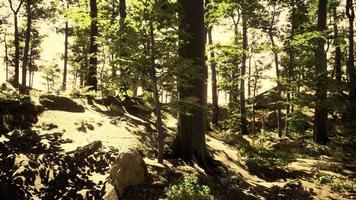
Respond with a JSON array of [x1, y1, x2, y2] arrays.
[[287, 110, 311, 133], [312, 172, 355, 193], [165, 176, 215, 200]]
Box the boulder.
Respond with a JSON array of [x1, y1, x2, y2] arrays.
[[109, 148, 148, 195], [39, 95, 84, 112], [0, 81, 16, 92], [265, 111, 285, 130], [0, 100, 40, 134], [103, 183, 119, 200]]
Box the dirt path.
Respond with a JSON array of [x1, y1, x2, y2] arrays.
[[33, 100, 143, 152]]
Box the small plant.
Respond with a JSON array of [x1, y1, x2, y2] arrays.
[[312, 172, 355, 193], [287, 111, 311, 133], [165, 176, 215, 200]]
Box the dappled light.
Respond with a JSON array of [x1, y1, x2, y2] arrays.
[[1, 0, 356, 199]]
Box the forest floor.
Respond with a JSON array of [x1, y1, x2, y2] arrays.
[[1, 95, 355, 199]]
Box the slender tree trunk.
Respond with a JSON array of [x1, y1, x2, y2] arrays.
[[314, 0, 329, 144], [333, 6, 342, 84], [8, 0, 24, 88], [13, 15, 20, 87], [252, 60, 258, 134], [248, 55, 251, 98], [4, 33, 9, 82], [149, 15, 164, 163], [86, 0, 98, 90], [346, 0, 356, 131], [175, 0, 210, 165], [21, 0, 32, 93], [28, 42, 33, 87], [287, 0, 295, 125], [240, 13, 248, 135], [207, 27, 219, 126], [63, 3, 69, 91], [269, 3, 282, 137]]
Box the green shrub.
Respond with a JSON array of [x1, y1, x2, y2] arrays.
[[287, 111, 311, 133], [165, 176, 215, 200]]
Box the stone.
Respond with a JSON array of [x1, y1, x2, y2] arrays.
[[103, 183, 119, 200], [109, 148, 148, 195]]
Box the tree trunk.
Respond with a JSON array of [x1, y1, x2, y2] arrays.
[[248, 55, 251, 98], [28, 42, 33, 87], [333, 6, 342, 84], [314, 0, 329, 144], [86, 0, 98, 90], [269, 3, 282, 137], [63, 2, 69, 91], [8, 0, 24, 88], [21, 0, 32, 93], [4, 33, 9, 82], [286, 0, 295, 128], [207, 27, 219, 126], [174, 0, 209, 164], [240, 13, 248, 135], [346, 0, 356, 131], [13, 15, 20, 87], [252, 60, 258, 135], [149, 16, 164, 164]]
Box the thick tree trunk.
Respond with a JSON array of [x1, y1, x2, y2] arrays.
[[346, 0, 356, 131], [207, 27, 219, 126], [333, 6, 342, 84], [175, 0, 209, 163], [314, 0, 329, 144], [119, 0, 126, 19], [86, 0, 98, 90], [240, 13, 248, 135], [21, 0, 32, 93]]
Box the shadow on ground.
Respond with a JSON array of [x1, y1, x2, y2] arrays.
[[0, 129, 119, 199]]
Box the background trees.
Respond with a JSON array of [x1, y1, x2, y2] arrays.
[[0, 0, 355, 162]]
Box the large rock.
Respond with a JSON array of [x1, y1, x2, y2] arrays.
[[265, 111, 285, 130], [109, 148, 148, 195], [0, 99, 40, 134], [39, 95, 84, 112], [103, 183, 119, 200]]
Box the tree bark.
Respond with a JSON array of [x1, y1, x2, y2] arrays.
[[175, 0, 209, 164], [21, 0, 32, 93], [314, 0, 329, 144], [207, 27, 219, 126], [4, 33, 9, 82], [149, 15, 164, 164], [240, 13, 248, 135], [8, 0, 24, 88], [86, 0, 98, 90], [346, 0, 356, 131], [63, 2, 69, 91], [333, 6, 342, 84], [269, 3, 282, 137]]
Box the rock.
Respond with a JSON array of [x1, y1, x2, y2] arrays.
[[0, 99, 40, 134], [103, 183, 119, 200], [265, 111, 285, 130], [0, 81, 16, 92], [39, 95, 84, 112], [109, 148, 148, 195]]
